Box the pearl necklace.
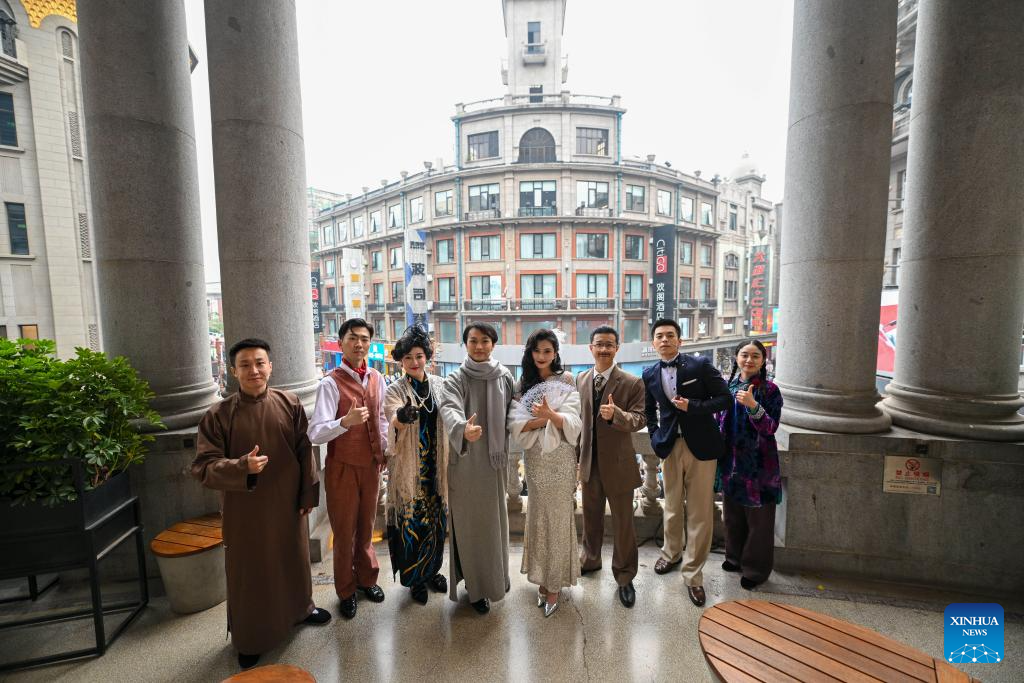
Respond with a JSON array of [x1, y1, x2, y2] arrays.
[[408, 376, 436, 413]]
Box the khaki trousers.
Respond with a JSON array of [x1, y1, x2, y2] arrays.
[[660, 437, 717, 587]]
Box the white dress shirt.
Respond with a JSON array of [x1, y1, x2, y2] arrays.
[[660, 354, 680, 400], [307, 362, 389, 454]]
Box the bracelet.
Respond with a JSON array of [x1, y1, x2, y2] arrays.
[[746, 403, 765, 419]]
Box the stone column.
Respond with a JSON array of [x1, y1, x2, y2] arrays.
[[774, 0, 896, 433], [79, 0, 218, 430], [882, 0, 1024, 440], [204, 0, 318, 402], [507, 451, 524, 512], [639, 452, 663, 517]]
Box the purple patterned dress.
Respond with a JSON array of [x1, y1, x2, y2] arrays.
[[715, 376, 783, 507]]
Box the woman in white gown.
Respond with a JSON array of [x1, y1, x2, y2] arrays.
[[508, 328, 582, 617]]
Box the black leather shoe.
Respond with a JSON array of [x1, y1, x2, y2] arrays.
[[472, 598, 490, 614], [740, 577, 761, 590], [411, 584, 428, 605], [237, 653, 260, 669], [722, 560, 741, 573], [358, 584, 385, 602], [302, 607, 332, 625], [687, 585, 706, 607], [580, 564, 602, 576], [618, 581, 636, 608], [340, 595, 357, 619], [428, 574, 448, 593]]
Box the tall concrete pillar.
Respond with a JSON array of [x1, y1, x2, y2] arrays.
[[204, 0, 318, 402], [882, 0, 1024, 441], [79, 0, 219, 430], [774, 1, 896, 433]]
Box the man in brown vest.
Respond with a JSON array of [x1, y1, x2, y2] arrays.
[[308, 318, 389, 619]]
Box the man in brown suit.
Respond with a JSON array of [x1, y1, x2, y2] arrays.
[[576, 325, 646, 607]]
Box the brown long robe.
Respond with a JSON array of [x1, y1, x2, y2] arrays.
[[192, 388, 319, 655]]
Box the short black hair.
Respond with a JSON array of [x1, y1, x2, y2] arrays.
[[590, 325, 619, 344], [392, 325, 433, 361], [462, 322, 498, 344], [228, 338, 270, 367], [650, 318, 681, 337], [339, 317, 374, 339]]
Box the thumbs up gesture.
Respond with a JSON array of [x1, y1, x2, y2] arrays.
[[599, 392, 617, 421], [397, 396, 418, 424], [465, 413, 484, 442], [245, 444, 269, 474], [341, 402, 370, 428]]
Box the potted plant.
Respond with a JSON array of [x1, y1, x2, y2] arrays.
[[0, 338, 163, 574]]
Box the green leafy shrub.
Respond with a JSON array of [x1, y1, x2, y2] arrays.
[[0, 338, 164, 506]]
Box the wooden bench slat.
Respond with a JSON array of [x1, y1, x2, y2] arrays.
[[169, 522, 224, 540], [774, 602, 935, 668], [738, 601, 936, 682], [706, 607, 879, 683], [150, 539, 215, 558], [187, 514, 224, 528], [153, 530, 222, 550], [933, 659, 971, 683], [719, 602, 925, 683], [700, 613, 842, 682], [707, 653, 768, 683], [700, 629, 800, 683]]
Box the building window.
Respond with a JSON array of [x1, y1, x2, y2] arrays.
[[391, 281, 404, 304], [438, 277, 456, 302], [624, 274, 643, 300], [576, 127, 608, 156], [728, 206, 738, 230], [624, 235, 644, 260], [322, 224, 334, 247], [681, 196, 695, 222], [390, 247, 402, 268], [436, 238, 454, 263], [6, 202, 27, 255], [19, 324, 39, 340], [0, 92, 16, 147], [439, 320, 457, 343], [468, 183, 500, 212], [575, 319, 609, 343], [467, 131, 499, 161], [725, 253, 739, 268], [890, 247, 901, 286], [520, 233, 556, 259], [470, 275, 501, 299], [656, 189, 672, 216], [528, 85, 544, 104], [371, 251, 382, 271], [435, 190, 454, 217], [324, 259, 335, 277], [576, 273, 608, 298], [518, 127, 556, 163], [679, 277, 692, 299], [626, 185, 645, 212], [520, 274, 556, 300], [409, 196, 424, 223], [369, 210, 382, 233], [679, 317, 691, 338], [337, 220, 348, 241], [758, 214, 766, 233], [527, 21, 541, 51], [724, 280, 738, 300], [576, 181, 609, 209], [523, 319, 556, 340], [328, 317, 338, 335], [700, 244, 713, 267], [519, 180, 556, 215], [701, 201, 714, 226], [373, 283, 384, 302], [700, 278, 712, 299], [623, 318, 643, 343], [0, 325, 6, 339], [388, 204, 403, 229], [469, 235, 501, 261], [353, 215, 365, 237], [326, 287, 337, 306], [680, 241, 693, 265], [895, 170, 906, 210], [576, 233, 608, 259]]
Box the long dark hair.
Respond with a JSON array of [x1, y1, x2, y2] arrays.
[[519, 328, 564, 395], [727, 338, 770, 392]]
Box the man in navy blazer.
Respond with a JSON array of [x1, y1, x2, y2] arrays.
[[643, 318, 731, 607]]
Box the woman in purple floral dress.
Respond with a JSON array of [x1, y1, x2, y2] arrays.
[[716, 339, 783, 589]]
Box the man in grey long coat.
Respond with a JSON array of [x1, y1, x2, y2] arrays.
[[439, 322, 514, 614]]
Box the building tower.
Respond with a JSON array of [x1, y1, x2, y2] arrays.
[[502, 0, 567, 99]]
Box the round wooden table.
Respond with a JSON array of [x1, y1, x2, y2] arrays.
[[222, 663, 316, 682]]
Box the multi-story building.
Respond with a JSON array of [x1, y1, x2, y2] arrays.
[[0, 1, 99, 357], [306, 186, 345, 253], [312, 0, 778, 375]]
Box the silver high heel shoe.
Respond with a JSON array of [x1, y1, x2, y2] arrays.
[[537, 590, 545, 608], [543, 596, 559, 617]]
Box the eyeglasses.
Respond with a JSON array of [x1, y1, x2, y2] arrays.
[[591, 343, 617, 350]]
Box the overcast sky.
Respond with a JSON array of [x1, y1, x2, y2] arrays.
[[184, 0, 795, 283]]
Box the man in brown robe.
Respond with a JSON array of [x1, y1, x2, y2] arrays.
[[192, 338, 330, 670]]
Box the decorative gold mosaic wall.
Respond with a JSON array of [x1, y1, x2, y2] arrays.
[[19, 0, 77, 28]]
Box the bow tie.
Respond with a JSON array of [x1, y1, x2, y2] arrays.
[[660, 358, 680, 369]]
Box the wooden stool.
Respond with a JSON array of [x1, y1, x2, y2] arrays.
[[150, 513, 226, 614], [698, 599, 981, 682], [222, 663, 316, 682]]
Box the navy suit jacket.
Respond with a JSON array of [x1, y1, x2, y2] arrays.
[[643, 354, 731, 460]]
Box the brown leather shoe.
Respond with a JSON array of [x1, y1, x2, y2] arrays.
[[654, 557, 681, 575], [687, 585, 706, 607]]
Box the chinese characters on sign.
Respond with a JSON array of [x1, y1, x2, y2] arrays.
[[405, 223, 430, 332], [340, 248, 365, 319], [310, 271, 321, 334], [650, 224, 676, 325], [882, 455, 942, 495], [748, 245, 771, 333]]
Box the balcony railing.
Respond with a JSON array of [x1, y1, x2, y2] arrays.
[[699, 299, 718, 310], [571, 298, 615, 310], [892, 112, 911, 139], [386, 302, 404, 312], [464, 299, 509, 311], [366, 303, 385, 312], [510, 298, 568, 311], [678, 298, 698, 310], [575, 206, 612, 218], [433, 301, 458, 312], [622, 298, 649, 310], [518, 206, 556, 217], [464, 208, 501, 221]]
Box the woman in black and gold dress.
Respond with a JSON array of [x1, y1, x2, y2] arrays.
[[383, 326, 449, 604]]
